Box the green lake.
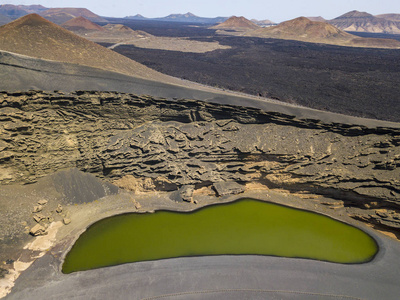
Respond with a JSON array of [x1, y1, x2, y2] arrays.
[[62, 198, 378, 273]]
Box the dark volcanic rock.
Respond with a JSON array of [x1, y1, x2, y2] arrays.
[[0, 267, 9, 278], [0, 90, 399, 233], [114, 38, 400, 122], [171, 185, 195, 203], [213, 182, 245, 197]]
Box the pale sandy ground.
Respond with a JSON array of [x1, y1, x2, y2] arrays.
[[81, 32, 231, 53], [2, 184, 396, 299], [0, 222, 63, 298], [107, 36, 231, 53]]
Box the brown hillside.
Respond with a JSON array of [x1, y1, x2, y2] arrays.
[[80, 24, 153, 44], [307, 16, 326, 22], [103, 23, 136, 33], [62, 16, 105, 31], [376, 14, 400, 22], [211, 16, 259, 30], [40, 12, 77, 24], [0, 14, 168, 80], [329, 10, 400, 34], [245, 17, 352, 40], [41, 7, 107, 23], [244, 17, 400, 48], [251, 19, 275, 26], [0, 4, 47, 19]]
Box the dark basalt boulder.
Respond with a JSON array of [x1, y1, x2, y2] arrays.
[[213, 182, 245, 197]]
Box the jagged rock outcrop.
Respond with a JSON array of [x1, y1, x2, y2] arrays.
[[0, 90, 399, 233], [29, 224, 46, 236], [213, 182, 245, 197], [172, 185, 195, 203]]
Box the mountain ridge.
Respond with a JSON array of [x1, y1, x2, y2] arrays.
[[329, 10, 400, 34], [0, 14, 171, 80], [0, 4, 47, 19], [376, 14, 400, 22], [244, 16, 400, 48], [62, 16, 105, 31], [211, 16, 260, 30], [40, 7, 107, 24], [125, 12, 228, 24]]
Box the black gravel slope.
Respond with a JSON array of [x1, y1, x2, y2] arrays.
[[110, 36, 400, 122]]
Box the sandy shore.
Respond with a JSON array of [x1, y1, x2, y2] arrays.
[[3, 185, 399, 299]]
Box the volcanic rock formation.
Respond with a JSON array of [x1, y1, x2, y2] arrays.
[[246, 17, 352, 40], [244, 17, 400, 48], [62, 16, 105, 32], [0, 4, 47, 19], [125, 14, 146, 19], [126, 12, 228, 24], [0, 90, 399, 235], [376, 14, 400, 22], [329, 10, 400, 34], [211, 16, 260, 31], [306, 16, 326, 22], [40, 7, 107, 24], [103, 23, 137, 33], [0, 14, 177, 81]]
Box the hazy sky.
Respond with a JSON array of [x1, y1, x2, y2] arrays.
[[2, 0, 399, 22]]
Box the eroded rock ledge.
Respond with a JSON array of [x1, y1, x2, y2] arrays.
[[0, 90, 399, 234]]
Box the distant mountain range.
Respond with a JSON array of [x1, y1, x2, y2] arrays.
[[125, 12, 228, 24], [0, 4, 107, 24], [243, 16, 400, 48], [328, 10, 400, 34], [41, 8, 108, 24], [251, 19, 276, 26], [0, 4, 47, 19], [1, 4, 400, 36]]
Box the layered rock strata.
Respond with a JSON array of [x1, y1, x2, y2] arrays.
[[0, 90, 399, 234]]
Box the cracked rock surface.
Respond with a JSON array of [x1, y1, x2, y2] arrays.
[[0, 90, 399, 234]]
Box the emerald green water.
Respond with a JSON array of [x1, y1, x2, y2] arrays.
[[62, 199, 378, 273]]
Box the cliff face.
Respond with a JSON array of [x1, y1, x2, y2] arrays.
[[1, 90, 399, 233]]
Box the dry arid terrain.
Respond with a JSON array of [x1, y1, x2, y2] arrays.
[[0, 14, 168, 80], [0, 90, 399, 299], [329, 10, 400, 34], [59, 16, 231, 53], [1, 10, 400, 300], [114, 34, 400, 122], [211, 16, 260, 31], [242, 16, 400, 48]]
